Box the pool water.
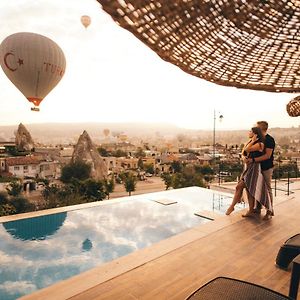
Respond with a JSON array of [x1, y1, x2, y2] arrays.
[[0, 187, 240, 299]]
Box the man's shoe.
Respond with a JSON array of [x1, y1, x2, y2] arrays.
[[262, 211, 272, 221]]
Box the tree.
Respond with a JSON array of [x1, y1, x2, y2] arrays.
[[123, 172, 137, 196], [161, 173, 172, 190], [10, 196, 35, 214], [42, 184, 61, 208], [57, 186, 86, 207], [171, 165, 206, 189], [0, 187, 35, 216], [195, 165, 214, 183], [81, 179, 105, 201], [104, 178, 115, 199], [112, 149, 128, 157], [195, 165, 214, 175], [0, 204, 16, 216], [135, 148, 146, 158], [171, 173, 185, 189], [61, 161, 91, 183], [0, 192, 14, 216], [36, 178, 50, 186], [171, 161, 183, 173], [98, 147, 110, 157], [138, 158, 144, 170], [144, 163, 154, 174], [6, 181, 23, 197], [0, 191, 9, 205], [273, 163, 298, 179]]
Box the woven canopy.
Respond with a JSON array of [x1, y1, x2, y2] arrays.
[[97, 0, 300, 93], [287, 96, 300, 116]]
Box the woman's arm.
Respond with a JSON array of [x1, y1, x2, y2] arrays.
[[244, 141, 264, 153], [241, 139, 251, 156], [244, 134, 264, 152]]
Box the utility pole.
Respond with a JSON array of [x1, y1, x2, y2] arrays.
[[213, 109, 216, 161], [212, 109, 223, 162]]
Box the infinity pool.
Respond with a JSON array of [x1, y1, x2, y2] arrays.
[[0, 187, 240, 300]]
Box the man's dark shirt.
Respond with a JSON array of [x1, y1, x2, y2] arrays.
[[261, 134, 275, 171]]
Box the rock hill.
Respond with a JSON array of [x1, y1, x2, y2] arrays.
[[15, 123, 35, 151], [72, 130, 107, 180]]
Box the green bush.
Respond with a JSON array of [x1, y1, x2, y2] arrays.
[[10, 196, 35, 214], [61, 161, 91, 183], [0, 204, 16, 216]]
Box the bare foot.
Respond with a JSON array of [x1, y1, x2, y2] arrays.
[[242, 211, 255, 218], [226, 206, 234, 215]]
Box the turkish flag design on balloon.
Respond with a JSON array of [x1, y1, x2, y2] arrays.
[[81, 15, 91, 28], [0, 32, 66, 110]]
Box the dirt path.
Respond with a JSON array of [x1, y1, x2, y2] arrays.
[[109, 177, 166, 198]]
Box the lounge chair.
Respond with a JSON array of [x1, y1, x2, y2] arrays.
[[186, 277, 291, 299], [276, 234, 300, 270], [290, 254, 300, 300]]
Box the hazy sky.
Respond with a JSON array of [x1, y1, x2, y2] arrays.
[[0, 0, 299, 130]]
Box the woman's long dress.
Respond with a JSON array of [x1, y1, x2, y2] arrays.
[[242, 149, 273, 214]]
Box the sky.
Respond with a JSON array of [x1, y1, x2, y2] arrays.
[[0, 0, 299, 130]]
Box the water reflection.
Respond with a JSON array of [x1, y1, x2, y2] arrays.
[[82, 238, 93, 252], [0, 187, 234, 300], [3, 213, 67, 241]]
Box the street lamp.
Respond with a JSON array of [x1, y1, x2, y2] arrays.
[[213, 109, 224, 161]]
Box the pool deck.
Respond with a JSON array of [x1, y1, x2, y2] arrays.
[[19, 185, 300, 300]]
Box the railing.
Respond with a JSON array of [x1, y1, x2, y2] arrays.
[[274, 171, 295, 196]]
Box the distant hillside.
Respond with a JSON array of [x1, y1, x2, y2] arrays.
[[0, 122, 298, 145], [0, 122, 185, 144]]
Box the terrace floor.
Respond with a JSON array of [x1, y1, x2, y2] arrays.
[[70, 198, 299, 300]]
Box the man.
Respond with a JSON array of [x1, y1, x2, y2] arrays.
[[247, 121, 275, 220]]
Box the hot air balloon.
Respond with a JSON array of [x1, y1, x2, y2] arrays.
[[119, 134, 127, 142], [0, 32, 66, 111], [81, 15, 91, 29], [103, 128, 110, 137]]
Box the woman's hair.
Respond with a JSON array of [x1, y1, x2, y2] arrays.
[[251, 126, 265, 142]]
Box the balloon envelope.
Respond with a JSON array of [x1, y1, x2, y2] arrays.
[[81, 15, 91, 28], [119, 134, 127, 142], [0, 32, 66, 108], [103, 128, 110, 137]]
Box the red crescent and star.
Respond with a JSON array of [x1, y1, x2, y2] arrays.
[[4, 52, 23, 72]]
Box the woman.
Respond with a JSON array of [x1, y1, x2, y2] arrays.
[[225, 127, 273, 217]]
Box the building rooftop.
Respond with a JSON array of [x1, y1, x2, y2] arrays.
[[6, 156, 41, 166]]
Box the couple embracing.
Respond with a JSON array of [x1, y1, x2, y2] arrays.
[[226, 121, 275, 220]]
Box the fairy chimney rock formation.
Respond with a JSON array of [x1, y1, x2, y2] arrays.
[[15, 123, 35, 151], [72, 130, 107, 180]]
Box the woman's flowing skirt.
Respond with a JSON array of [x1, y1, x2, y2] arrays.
[[242, 162, 273, 214]]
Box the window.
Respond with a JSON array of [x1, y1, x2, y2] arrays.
[[14, 166, 20, 171], [31, 165, 36, 170], [23, 166, 28, 170]]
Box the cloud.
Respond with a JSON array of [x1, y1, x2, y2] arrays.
[[0, 280, 37, 296]]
